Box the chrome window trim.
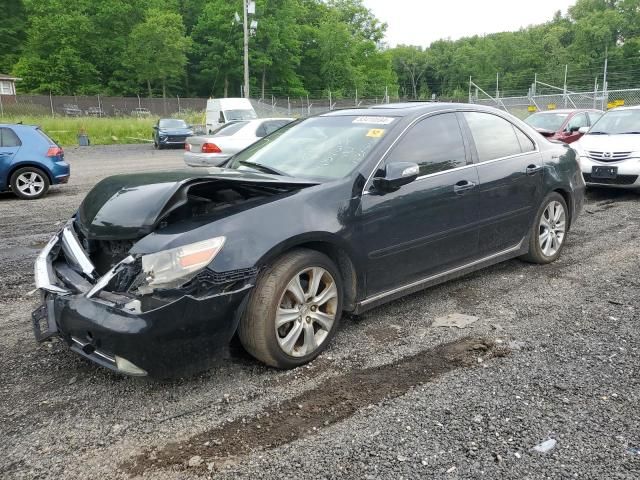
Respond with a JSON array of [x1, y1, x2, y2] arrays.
[[359, 239, 524, 307], [362, 108, 540, 195]]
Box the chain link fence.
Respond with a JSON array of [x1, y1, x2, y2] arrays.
[[470, 87, 640, 118]]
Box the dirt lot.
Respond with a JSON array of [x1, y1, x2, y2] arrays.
[[1, 145, 639, 479]]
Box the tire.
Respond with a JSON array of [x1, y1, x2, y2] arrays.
[[10, 167, 50, 200], [521, 192, 569, 264], [238, 249, 343, 369]]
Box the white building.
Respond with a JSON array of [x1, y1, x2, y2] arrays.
[[0, 74, 20, 96]]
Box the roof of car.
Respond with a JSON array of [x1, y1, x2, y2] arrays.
[[0, 123, 39, 129], [608, 105, 640, 111], [530, 108, 602, 114], [320, 102, 527, 119]]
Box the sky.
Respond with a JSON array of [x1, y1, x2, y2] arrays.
[[362, 0, 577, 47]]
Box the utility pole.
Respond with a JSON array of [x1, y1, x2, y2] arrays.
[[496, 72, 499, 99], [243, 0, 250, 99], [602, 46, 609, 110], [563, 64, 568, 108]]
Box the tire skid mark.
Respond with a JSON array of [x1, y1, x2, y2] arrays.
[[123, 336, 508, 476]]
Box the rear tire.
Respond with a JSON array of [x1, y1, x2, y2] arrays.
[[10, 167, 50, 200], [238, 249, 343, 369], [521, 192, 569, 264]]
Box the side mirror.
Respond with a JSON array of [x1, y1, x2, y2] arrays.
[[372, 162, 420, 193], [578, 126, 589, 134], [153, 126, 158, 130], [569, 125, 581, 133]]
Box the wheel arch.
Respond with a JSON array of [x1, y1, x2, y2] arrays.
[[257, 233, 363, 312], [7, 162, 54, 187], [552, 187, 573, 229]]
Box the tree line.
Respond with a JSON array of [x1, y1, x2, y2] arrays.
[[1, 0, 639, 100]]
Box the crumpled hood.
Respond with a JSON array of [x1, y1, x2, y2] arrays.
[[575, 134, 640, 153], [76, 169, 318, 240]]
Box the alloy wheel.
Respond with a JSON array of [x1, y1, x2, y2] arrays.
[[16, 171, 46, 197], [539, 200, 566, 257], [275, 267, 338, 357]]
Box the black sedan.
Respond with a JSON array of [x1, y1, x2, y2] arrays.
[[152, 118, 193, 149], [32, 103, 585, 376]]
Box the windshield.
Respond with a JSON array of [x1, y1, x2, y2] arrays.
[[524, 112, 568, 131], [227, 115, 397, 180], [159, 119, 188, 129], [589, 109, 640, 134], [224, 109, 258, 121]]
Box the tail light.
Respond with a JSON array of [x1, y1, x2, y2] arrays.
[[46, 146, 64, 157], [185, 143, 191, 151], [201, 143, 222, 154]]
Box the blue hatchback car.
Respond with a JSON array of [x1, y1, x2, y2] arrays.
[[0, 124, 70, 199]]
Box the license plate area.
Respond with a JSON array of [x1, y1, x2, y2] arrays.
[[592, 166, 618, 179], [31, 295, 58, 342]]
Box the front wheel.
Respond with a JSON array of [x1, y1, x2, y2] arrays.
[[521, 192, 569, 264], [238, 249, 343, 369]]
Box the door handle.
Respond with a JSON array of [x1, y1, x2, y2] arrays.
[[453, 180, 477, 194], [526, 164, 542, 175]]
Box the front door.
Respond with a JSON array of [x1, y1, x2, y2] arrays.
[[359, 112, 481, 296], [461, 111, 544, 254]]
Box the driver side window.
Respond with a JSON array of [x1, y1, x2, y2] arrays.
[[566, 113, 588, 131], [385, 113, 467, 176]]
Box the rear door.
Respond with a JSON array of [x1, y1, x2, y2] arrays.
[[0, 127, 22, 190], [0, 126, 21, 165], [461, 111, 543, 255], [360, 112, 481, 295]]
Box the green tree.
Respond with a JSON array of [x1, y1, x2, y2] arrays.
[[0, 0, 27, 73], [122, 8, 191, 97]]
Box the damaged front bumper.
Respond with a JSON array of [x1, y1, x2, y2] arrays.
[[32, 222, 254, 377]]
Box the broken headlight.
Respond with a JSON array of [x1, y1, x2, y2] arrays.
[[137, 237, 225, 293]]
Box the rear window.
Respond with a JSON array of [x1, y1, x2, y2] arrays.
[[36, 128, 58, 146], [212, 121, 248, 137]]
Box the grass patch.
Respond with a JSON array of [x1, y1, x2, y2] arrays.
[[1, 112, 203, 146]]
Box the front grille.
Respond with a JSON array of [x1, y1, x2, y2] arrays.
[[167, 135, 186, 142], [583, 173, 639, 185], [587, 151, 632, 162]]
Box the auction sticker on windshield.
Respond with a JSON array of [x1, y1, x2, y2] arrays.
[[352, 116, 395, 125], [366, 128, 386, 138]]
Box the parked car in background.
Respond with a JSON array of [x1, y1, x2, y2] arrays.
[[573, 106, 640, 189], [524, 109, 602, 143], [0, 124, 70, 200], [32, 103, 584, 376], [62, 104, 82, 117], [205, 97, 257, 133], [153, 118, 193, 149], [86, 107, 105, 117], [131, 107, 151, 117], [184, 117, 294, 167]]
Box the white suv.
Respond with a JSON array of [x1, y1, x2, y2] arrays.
[[573, 106, 640, 189]]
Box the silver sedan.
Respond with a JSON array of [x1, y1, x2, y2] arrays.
[[184, 117, 294, 167]]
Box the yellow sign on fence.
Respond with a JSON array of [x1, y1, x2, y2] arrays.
[[547, 103, 557, 110], [528, 105, 537, 112]]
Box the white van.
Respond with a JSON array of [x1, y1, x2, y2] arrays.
[[206, 98, 257, 133]]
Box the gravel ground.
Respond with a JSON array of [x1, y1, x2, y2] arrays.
[[1, 144, 639, 479]]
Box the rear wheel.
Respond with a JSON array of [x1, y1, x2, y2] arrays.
[[10, 167, 50, 200], [521, 192, 568, 264], [238, 249, 343, 368]]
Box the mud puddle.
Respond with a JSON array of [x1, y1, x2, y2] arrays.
[[123, 336, 508, 476]]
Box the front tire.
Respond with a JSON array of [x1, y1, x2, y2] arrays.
[[238, 249, 343, 369], [10, 167, 50, 200], [521, 192, 569, 264]]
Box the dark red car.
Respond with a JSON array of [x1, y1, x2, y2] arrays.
[[524, 109, 603, 144]]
